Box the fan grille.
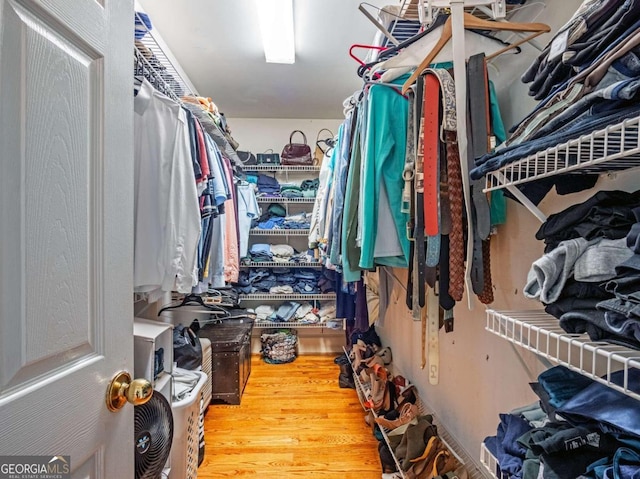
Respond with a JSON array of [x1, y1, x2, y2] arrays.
[[135, 391, 174, 479]]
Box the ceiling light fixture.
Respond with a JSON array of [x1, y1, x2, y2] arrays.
[[255, 0, 295, 64]]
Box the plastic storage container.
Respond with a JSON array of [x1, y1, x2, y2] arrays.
[[169, 371, 207, 479]]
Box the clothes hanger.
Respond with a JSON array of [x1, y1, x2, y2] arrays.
[[371, 17, 521, 83], [157, 293, 230, 317], [401, 12, 550, 93], [350, 44, 389, 67], [359, 79, 408, 100], [357, 12, 447, 79], [350, 44, 389, 80]]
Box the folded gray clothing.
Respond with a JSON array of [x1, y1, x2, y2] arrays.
[[255, 305, 275, 320], [524, 238, 633, 304], [275, 301, 301, 322], [574, 238, 633, 282]]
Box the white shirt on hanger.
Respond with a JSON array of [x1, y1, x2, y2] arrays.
[[133, 79, 201, 294]]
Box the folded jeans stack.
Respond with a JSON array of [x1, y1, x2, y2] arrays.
[[470, 2, 640, 203], [484, 365, 640, 479], [256, 174, 280, 196]]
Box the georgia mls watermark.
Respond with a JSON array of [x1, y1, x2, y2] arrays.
[[0, 456, 70, 479]]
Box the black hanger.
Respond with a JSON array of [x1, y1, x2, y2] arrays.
[[157, 293, 230, 317]]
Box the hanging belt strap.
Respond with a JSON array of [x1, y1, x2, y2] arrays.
[[405, 88, 416, 312], [415, 75, 427, 308], [422, 73, 441, 268], [427, 287, 440, 385], [467, 54, 492, 242], [468, 53, 495, 300]]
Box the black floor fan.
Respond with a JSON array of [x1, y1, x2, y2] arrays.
[[135, 391, 174, 479]]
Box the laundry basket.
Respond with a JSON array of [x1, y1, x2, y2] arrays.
[[260, 329, 298, 364], [169, 371, 207, 479], [199, 337, 212, 409]]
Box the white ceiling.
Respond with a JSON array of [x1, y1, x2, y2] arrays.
[[137, 0, 394, 119]]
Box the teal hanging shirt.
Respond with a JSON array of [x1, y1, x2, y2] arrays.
[[359, 78, 410, 269]]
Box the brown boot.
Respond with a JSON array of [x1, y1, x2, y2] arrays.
[[375, 402, 419, 430]]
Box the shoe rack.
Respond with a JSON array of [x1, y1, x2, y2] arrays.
[[342, 346, 488, 479]]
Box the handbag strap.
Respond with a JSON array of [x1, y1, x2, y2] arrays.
[[289, 130, 307, 145], [183, 327, 197, 346], [263, 148, 274, 154], [315, 128, 334, 143]]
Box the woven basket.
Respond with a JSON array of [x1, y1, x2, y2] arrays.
[[260, 329, 298, 364]]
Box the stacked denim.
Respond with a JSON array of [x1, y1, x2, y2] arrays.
[[283, 212, 311, 229], [253, 211, 311, 230], [248, 243, 272, 262], [251, 301, 323, 324], [256, 174, 280, 196], [233, 267, 323, 295], [470, 3, 640, 199], [484, 365, 640, 479], [522, 0, 640, 100], [522, 190, 640, 348], [592, 206, 640, 348]]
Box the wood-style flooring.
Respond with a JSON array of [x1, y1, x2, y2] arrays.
[[198, 354, 382, 478]]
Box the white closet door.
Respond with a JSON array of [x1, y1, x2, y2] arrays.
[[0, 0, 135, 476]]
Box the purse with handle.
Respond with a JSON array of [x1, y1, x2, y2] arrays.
[[314, 128, 335, 164], [256, 149, 280, 165], [281, 130, 313, 165]]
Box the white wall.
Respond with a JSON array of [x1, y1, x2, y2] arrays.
[[228, 118, 343, 154], [368, 0, 637, 472], [227, 117, 345, 354]]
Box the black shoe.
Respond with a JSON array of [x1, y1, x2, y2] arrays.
[[338, 373, 355, 389], [334, 353, 349, 365]]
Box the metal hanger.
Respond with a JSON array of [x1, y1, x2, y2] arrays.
[[157, 293, 230, 317]]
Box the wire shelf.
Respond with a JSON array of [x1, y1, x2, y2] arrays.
[[240, 261, 322, 268], [243, 165, 321, 172], [484, 115, 640, 192], [480, 443, 506, 479], [249, 228, 310, 236], [254, 320, 344, 329], [343, 347, 488, 479], [256, 197, 316, 204], [485, 310, 640, 401], [134, 12, 198, 102], [239, 293, 336, 302], [400, 0, 509, 20]]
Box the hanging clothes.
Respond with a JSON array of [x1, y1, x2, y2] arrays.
[[133, 78, 201, 297], [359, 78, 410, 269], [236, 182, 260, 259]]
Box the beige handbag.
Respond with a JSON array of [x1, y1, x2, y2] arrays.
[[314, 128, 335, 164]]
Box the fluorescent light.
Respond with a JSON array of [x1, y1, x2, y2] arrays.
[[255, 0, 295, 64]]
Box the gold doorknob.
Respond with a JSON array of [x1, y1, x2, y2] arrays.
[[106, 371, 153, 412]]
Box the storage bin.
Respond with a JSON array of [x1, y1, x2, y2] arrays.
[[260, 328, 298, 364], [198, 318, 254, 405], [169, 370, 207, 479], [199, 337, 212, 409]]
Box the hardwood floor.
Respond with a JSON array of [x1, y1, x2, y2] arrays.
[[198, 354, 382, 478]]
